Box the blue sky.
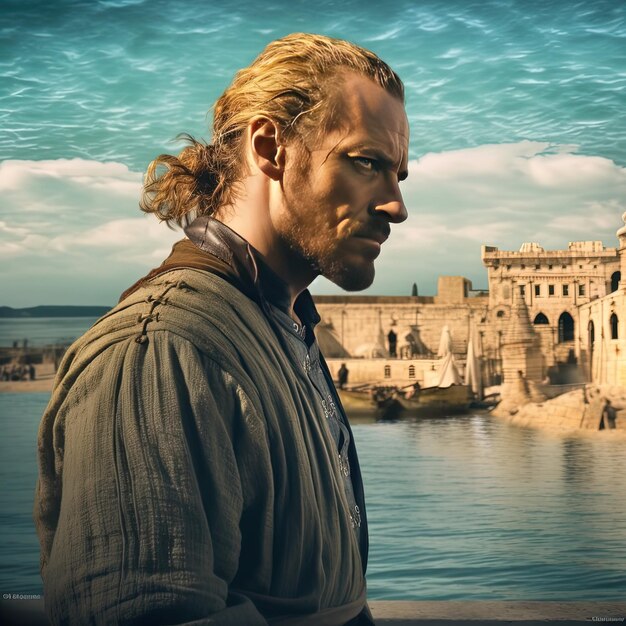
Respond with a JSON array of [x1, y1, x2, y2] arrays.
[[1, 0, 625, 306]]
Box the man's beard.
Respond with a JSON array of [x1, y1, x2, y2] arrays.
[[283, 222, 375, 291], [278, 172, 376, 292]]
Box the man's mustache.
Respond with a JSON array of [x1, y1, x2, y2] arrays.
[[350, 222, 391, 245]]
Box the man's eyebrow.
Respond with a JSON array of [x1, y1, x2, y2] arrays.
[[348, 145, 408, 179]]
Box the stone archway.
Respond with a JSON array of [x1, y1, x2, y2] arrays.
[[611, 271, 621, 293], [558, 312, 575, 343], [610, 313, 619, 340]]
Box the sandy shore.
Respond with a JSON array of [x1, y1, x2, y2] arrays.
[[0, 376, 54, 393], [0, 362, 55, 393]]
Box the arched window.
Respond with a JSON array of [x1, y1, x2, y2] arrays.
[[408, 365, 416, 379], [496, 310, 505, 318], [611, 313, 619, 340], [588, 320, 595, 345], [384, 365, 391, 378], [533, 313, 549, 325], [611, 272, 621, 293], [558, 312, 575, 343]]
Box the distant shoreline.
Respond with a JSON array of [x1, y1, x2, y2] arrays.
[[0, 305, 110, 319]]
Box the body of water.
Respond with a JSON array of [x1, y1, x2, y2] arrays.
[[4, 0, 625, 167], [0, 317, 100, 348], [2, 320, 625, 600], [1, 397, 625, 600], [359, 418, 626, 600]]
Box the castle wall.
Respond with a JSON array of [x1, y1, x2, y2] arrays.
[[312, 230, 626, 392], [481, 241, 619, 310], [314, 294, 488, 359], [315, 282, 558, 388], [326, 357, 445, 387], [482, 241, 620, 374], [579, 290, 626, 386]]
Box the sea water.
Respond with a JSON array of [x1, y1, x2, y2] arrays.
[[1, 394, 625, 600], [0, 318, 100, 348], [3, 0, 625, 167]]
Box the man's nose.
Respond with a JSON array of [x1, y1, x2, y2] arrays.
[[372, 177, 408, 224]]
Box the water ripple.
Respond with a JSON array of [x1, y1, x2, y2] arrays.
[[356, 415, 626, 600], [1, 0, 624, 166]]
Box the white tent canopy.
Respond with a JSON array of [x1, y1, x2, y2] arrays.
[[437, 325, 453, 357], [464, 332, 483, 398], [437, 352, 462, 388]]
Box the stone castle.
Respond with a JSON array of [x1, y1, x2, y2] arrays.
[[314, 213, 626, 393]]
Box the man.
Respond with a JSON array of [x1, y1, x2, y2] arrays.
[[35, 33, 408, 625], [600, 398, 617, 430], [338, 363, 350, 390], [387, 329, 397, 358]]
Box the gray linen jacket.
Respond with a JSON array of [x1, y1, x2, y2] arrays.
[[35, 245, 370, 624]]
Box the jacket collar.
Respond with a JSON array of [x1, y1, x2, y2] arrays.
[[121, 215, 320, 329]]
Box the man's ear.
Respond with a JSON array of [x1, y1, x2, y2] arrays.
[[248, 117, 285, 181]]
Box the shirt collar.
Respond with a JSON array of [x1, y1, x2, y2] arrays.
[[184, 215, 320, 329]]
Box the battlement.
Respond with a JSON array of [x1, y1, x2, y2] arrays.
[[482, 242, 618, 265]]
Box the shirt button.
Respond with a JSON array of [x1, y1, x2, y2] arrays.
[[326, 394, 337, 418], [339, 453, 350, 477], [350, 505, 361, 528]]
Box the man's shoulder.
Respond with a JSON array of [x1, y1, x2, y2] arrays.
[[100, 268, 268, 348], [73, 268, 271, 354], [53, 268, 275, 402], [123, 266, 248, 306]]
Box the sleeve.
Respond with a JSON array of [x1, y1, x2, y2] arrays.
[[39, 331, 269, 625]]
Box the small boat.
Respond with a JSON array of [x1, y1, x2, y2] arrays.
[[337, 387, 391, 419], [337, 350, 473, 419], [395, 384, 472, 416], [338, 383, 471, 420]]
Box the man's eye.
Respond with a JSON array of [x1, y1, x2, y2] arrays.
[[353, 157, 377, 171]]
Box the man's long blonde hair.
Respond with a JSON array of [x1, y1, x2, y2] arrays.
[[140, 33, 404, 226]]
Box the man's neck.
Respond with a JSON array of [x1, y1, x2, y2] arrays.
[[216, 212, 317, 315], [183, 215, 319, 328]]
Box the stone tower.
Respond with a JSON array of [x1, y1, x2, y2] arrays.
[[499, 291, 544, 406]]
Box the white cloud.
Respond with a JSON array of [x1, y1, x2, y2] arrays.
[[1, 145, 626, 305], [50, 218, 177, 256], [0, 159, 181, 305], [0, 220, 29, 237], [399, 141, 626, 248], [0, 158, 180, 255]]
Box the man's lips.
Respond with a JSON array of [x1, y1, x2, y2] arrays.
[[352, 227, 390, 246]]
